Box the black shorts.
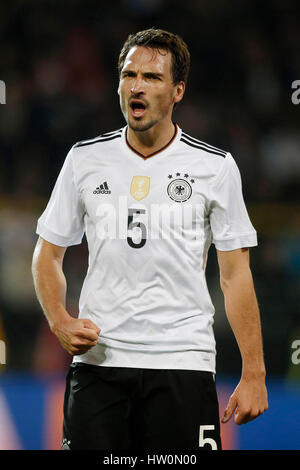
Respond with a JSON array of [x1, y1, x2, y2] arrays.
[[62, 363, 222, 451]]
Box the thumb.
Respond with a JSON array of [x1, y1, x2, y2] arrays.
[[222, 394, 237, 423], [82, 318, 101, 335]]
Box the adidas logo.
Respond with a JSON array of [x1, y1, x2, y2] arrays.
[[93, 181, 111, 194]]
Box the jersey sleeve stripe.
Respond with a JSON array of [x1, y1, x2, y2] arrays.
[[180, 137, 227, 158], [100, 128, 123, 137], [181, 132, 227, 156], [73, 133, 122, 148]]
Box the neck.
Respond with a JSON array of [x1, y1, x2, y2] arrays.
[[126, 120, 176, 157]]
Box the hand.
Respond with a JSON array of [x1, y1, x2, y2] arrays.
[[52, 316, 101, 356], [222, 376, 268, 425]]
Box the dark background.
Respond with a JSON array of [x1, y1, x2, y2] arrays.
[[0, 0, 299, 383]]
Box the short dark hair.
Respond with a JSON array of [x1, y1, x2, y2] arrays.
[[118, 28, 190, 85]]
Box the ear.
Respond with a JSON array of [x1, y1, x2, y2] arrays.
[[173, 81, 185, 105]]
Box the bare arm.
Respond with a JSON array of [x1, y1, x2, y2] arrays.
[[32, 237, 100, 355], [217, 247, 268, 425]]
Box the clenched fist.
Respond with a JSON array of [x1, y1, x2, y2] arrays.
[[52, 316, 101, 356]]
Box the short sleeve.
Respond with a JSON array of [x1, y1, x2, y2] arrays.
[[36, 147, 85, 247], [208, 153, 257, 251]]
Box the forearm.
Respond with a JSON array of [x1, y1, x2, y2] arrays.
[[32, 239, 71, 333], [221, 267, 266, 379]]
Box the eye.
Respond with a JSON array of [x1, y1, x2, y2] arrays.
[[122, 71, 135, 78], [145, 74, 160, 80]]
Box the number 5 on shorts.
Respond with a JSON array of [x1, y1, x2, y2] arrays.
[[199, 425, 218, 450]]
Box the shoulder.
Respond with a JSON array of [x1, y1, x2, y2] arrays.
[[180, 130, 228, 159], [64, 128, 124, 174], [179, 129, 230, 177], [72, 127, 123, 150]]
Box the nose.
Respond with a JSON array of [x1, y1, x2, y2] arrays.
[[131, 76, 144, 95]]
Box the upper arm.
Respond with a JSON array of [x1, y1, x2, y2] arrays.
[[216, 247, 251, 286], [36, 148, 85, 248], [209, 153, 257, 252], [33, 236, 67, 267]]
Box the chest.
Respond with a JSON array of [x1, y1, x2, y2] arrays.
[[76, 154, 211, 245]]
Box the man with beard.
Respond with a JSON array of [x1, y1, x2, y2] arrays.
[[32, 28, 268, 450]]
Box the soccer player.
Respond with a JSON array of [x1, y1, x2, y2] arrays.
[[32, 28, 268, 450]]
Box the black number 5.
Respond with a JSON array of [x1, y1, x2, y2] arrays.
[[127, 208, 147, 248]]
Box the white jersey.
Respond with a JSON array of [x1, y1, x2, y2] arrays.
[[36, 124, 257, 372]]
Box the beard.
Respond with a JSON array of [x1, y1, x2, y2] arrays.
[[120, 102, 157, 132], [127, 116, 159, 132], [119, 94, 173, 133]]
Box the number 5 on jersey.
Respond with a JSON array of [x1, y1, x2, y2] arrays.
[[199, 425, 218, 450], [127, 208, 147, 249]]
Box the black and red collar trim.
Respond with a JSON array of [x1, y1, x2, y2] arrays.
[[125, 123, 178, 160]]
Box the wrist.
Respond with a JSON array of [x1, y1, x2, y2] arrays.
[[49, 308, 73, 335], [241, 366, 266, 382]]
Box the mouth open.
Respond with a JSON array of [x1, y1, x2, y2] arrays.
[[130, 100, 147, 118]]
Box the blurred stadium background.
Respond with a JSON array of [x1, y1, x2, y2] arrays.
[[0, 0, 299, 450]]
